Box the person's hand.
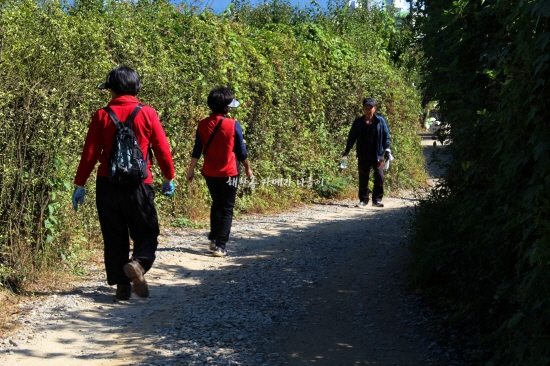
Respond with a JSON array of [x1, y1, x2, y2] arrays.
[[186, 171, 194, 184], [245, 167, 253, 180], [377, 160, 385, 169], [72, 187, 85, 211], [162, 181, 175, 196]]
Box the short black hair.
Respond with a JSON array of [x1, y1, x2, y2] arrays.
[[99, 66, 142, 96], [207, 87, 234, 114]]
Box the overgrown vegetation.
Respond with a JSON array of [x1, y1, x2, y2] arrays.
[[409, 0, 550, 364], [0, 0, 424, 290]]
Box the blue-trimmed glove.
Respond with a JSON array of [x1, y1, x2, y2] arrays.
[[72, 187, 85, 211], [162, 181, 175, 196]]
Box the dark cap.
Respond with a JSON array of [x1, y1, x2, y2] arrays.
[[362, 97, 377, 107], [98, 71, 113, 89]]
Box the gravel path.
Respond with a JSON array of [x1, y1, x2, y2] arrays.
[[0, 138, 464, 366]]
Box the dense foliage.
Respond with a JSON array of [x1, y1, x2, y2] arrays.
[[409, 0, 550, 364], [0, 0, 424, 289]]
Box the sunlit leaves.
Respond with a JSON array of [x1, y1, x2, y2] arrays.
[[0, 0, 425, 290]]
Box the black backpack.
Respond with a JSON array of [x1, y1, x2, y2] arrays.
[[103, 104, 148, 186]]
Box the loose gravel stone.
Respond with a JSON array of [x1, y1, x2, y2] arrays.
[[0, 194, 470, 365]]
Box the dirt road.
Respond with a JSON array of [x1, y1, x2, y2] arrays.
[[0, 137, 460, 365]]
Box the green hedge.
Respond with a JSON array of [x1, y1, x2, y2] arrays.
[[0, 0, 424, 288], [410, 0, 550, 364]]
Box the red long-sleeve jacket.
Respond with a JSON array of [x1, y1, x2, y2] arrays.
[[74, 95, 174, 186]]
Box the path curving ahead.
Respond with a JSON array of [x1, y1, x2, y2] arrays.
[[0, 138, 463, 366]]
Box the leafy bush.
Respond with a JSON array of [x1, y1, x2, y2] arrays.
[[410, 0, 550, 364], [0, 0, 425, 289], [315, 176, 351, 199]]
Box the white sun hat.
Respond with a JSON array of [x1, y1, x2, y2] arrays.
[[227, 99, 240, 108]]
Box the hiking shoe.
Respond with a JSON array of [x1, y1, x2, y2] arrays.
[[123, 261, 149, 298], [372, 201, 384, 208], [116, 283, 131, 300], [213, 246, 228, 257], [357, 201, 368, 208], [209, 240, 216, 251]]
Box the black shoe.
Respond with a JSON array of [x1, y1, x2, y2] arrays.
[[116, 283, 131, 300], [372, 201, 384, 208]]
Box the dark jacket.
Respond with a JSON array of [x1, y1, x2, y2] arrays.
[[344, 114, 391, 160]]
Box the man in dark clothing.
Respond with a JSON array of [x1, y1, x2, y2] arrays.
[[342, 97, 391, 208], [72, 66, 175, 300]]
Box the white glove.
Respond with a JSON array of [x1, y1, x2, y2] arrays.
[[383, 149, 394, 170]]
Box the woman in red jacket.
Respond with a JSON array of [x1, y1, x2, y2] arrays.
[[186, 87, 253, 257], [72, 66, 175, 300]]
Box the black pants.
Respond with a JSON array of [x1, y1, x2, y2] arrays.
[[204, 175, 239, 249], [96, 177, 159, 286], [358, 158, 385, 203]]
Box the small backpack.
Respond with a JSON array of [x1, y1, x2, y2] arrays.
[[103, 104, 148, 186]]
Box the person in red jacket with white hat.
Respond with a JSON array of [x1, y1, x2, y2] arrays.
[[186, 87, 253, 257], [72, 66, 175, 300]]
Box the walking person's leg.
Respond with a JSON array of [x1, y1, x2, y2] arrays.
[[122, 183, 160, 298], [208, 203, 223, 242], [124, 183, 160, 272], [96, 178, 132, 299], [358, 158, 371, 205], [205, 176, 238, 256], [372, 164, 385, 207], [205, 176, 225, 248], [215, 175, 238, 253]]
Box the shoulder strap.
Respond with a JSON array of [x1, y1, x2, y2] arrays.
[[125, 104, 143, 128], [104, 106, 120, 125], [127, 104, 148, 161], [203, 117, 225, 156], [104, 104, 143, 126]]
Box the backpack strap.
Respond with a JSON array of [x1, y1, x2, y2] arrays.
[[104, 104, 143, 126], [203, 117, 224, 156], [125, 104, 143, 128], [125, 104, 147, 160], [104, 106, 120, 126]]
